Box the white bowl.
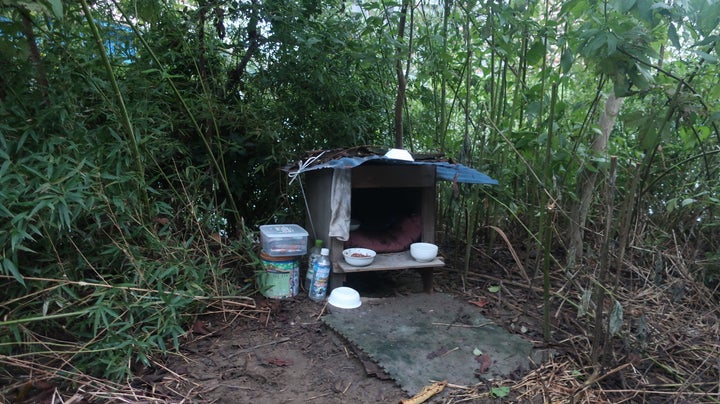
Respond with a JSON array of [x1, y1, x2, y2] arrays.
[[342, 248, 376, 266], [410, 242, 438, 262], [328, 287, 362, 309], [384, 148, 414, 161], [349, 219, 361, 231]]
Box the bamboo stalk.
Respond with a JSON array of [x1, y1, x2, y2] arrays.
[[78, 0, 149, 212], [542, 82, 558, 341], [591, 156, 617, 366]]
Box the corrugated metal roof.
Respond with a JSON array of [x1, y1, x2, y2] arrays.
[[289, 154, 498, 185]]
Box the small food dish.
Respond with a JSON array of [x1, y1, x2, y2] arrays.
[[384, 148, 414, 161], [328, 287, 362, 309], [349, 219, 361, 231], [342, 248, 376, 266], [410, 242, 438, 262]]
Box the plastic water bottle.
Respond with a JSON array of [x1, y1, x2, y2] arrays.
[[305, 239, 323, 291], [309, 248, 331, 302]]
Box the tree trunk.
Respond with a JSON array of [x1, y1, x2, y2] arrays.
[[393, 0, 410, 149], [20, 9, 49, 104], [227, 1, 259, 94], [568, 92, 624, 265]]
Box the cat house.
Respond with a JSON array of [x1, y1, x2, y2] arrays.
[[290, 149, 497, 292]]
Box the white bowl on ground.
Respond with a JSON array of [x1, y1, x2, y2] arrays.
[[410, 242, 438, 262], [328, 287, 362, 309], [342, 248, 376, 266]]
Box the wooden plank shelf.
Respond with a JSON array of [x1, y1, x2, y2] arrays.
[[334, 251, 444, 273]]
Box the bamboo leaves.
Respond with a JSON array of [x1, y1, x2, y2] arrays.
[[1, 0, 62, 19], [0, 258, 24, 286], [608, 300, 624, 336]]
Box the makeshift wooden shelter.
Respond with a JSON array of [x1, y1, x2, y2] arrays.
[[287, 148, 497, 291]]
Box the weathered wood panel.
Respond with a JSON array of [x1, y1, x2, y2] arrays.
[[304, 163, 442, 291], [334, 251, 444, 273]]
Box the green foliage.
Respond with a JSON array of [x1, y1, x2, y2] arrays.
[[0, 1, 258, 381], [1, 0, 718, 387], [1, 0, 62, 19], [490, 385, 510, 398]]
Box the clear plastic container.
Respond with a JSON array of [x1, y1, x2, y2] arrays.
[[305, 239, 323, 291], [259, 224, 309, 256], [309, 248, 331, 302]]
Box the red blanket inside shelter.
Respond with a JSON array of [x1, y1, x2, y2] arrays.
[[344, 214, 422, 253]]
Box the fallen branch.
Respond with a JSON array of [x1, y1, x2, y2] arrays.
[[431, 322, 494, 328], [227, 337, 291, 358]]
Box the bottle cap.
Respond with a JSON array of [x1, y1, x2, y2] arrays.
[[321, 248, 329, 255]]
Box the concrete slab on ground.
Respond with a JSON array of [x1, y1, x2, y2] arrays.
[[322, 293, 535, 395]]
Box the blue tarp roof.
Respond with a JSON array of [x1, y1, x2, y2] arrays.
[[291, 155, 498, 185]]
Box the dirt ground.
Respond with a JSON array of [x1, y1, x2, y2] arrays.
[[147, 242, 719, 404], [7, 244, 714, 403], [160, 265, 542, 403]]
